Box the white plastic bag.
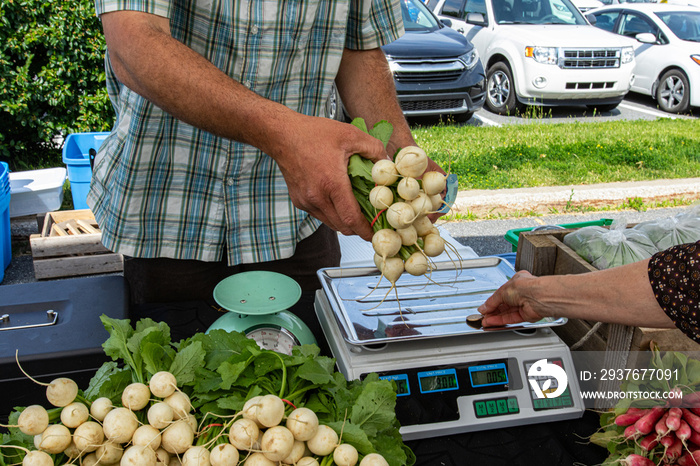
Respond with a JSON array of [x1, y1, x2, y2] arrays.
[[633, 205, 700, 250], [563, 218, 659, 270]]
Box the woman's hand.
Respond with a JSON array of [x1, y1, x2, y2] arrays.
[[477, 270, 547, 327]]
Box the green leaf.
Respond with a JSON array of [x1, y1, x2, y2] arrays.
[[169, 341, 205, 386], [369, 120, 393, 149], [351, 117, 369, 134], [219, 360, 251, 390], [84, 361, 121, 400], [686, 358, 700, 386], [327, 421, 375, 454], [349, 379, 397, 437]]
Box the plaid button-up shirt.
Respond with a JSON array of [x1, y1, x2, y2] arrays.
[[89, 0, 403, 265]]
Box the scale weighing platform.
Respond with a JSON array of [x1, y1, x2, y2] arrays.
[[314, 256, 585, 441]]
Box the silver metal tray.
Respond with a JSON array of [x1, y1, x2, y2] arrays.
[[317, 256, 567, 345]]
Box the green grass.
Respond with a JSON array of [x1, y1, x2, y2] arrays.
[[412, 118, 700, 190]]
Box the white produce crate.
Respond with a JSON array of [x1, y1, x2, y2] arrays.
[[9, 167, 67, 218]]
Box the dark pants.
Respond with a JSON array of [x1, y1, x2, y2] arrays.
[[125, 225, 341, 349]]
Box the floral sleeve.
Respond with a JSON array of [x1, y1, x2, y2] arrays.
[[648, 241, 700, 342]]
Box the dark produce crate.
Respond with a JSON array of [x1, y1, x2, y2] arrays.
[[0, 276, 127, 417]]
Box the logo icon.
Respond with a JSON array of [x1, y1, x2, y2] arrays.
[[528, 359, 568, 399]]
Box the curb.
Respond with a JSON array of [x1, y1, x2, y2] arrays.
[[451, 178, 700, 215]]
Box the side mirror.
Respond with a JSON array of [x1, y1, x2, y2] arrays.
[[585, 13, 597, 25], [440, 18, 453, 27], [635, 32, 656, 44], [466, 12, 488, 27]]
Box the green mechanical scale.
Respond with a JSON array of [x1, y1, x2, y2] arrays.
[[207, 271, 316, 355]]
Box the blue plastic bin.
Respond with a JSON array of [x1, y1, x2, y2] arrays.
[[62, 132, 109, 210], [0, 162, 11, 283]]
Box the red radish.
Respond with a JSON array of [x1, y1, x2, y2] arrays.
[[619, 454, 655, 466], [667, 435, 684, 461], [683, 391, 700, 409], [678, 450, 700, 466], [688, 428, 700, 447], [639, 433, 658, 451], [656, 411, 671, 437], [660, 432, 676, 448], [684, 409, 700, 432], [624, 424, 640, 440], [670, 387, 684, 407], [634, 406, 665, 436], [679, 419, 693, 445], [615, 409, 648, 427], [668, 408, 683, 431]]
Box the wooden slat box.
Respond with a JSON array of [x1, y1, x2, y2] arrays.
[[515, 228, 700, 354], [29, 210, 123, 280]]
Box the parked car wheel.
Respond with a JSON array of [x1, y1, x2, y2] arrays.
[[486, 62, 522, 115], [326, 84, 348, 122], [656, 69, 690, 114]]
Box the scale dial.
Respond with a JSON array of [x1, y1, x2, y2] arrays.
[[246, 325, 300, 355]]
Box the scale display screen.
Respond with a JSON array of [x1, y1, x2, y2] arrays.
[[379, 374, 411, 397], [417, 368, 459, 393], [468, 363, 509, 388]]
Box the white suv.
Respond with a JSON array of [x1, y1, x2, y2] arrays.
[[428, 0, 637, 114]]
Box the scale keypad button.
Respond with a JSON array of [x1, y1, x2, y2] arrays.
[[486, 400, 498, 415], [474, 397, 520, 418], [496, 399, 508, 414], [474, 402, 488, 417], [507, 397, 519, 413]]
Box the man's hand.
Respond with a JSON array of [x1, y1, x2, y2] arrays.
[[477, 270, 546, 327]]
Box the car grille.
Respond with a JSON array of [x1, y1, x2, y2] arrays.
[[565, 82, 616, 90], [391, 58, 466, 83], [560, 49, 620, 69], [400, 99, 465, 112]]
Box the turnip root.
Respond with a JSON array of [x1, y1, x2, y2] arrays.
[[306, 425, 338, 456], [21, 450, 54, 466], [397, 177, 420, 201], [256, 394, 285, 428], [103, 407, 139, 444], [209, 443, 239, 466], [372, 229, 402, 260], [16, 405, 49, 436], [281, 440, 305, 464], [395, 225, 418, 247], [423, 233, 445, 257], [228, 418, 260, 451], [37, 424, 72, 454], [148, 402, 175, 430], [408, 193, 432, 217], [386, 202, 415, 230], [404, 252, 429, 276], [165, 391, 192, 420], [46, 377, 79, 407], [155, 447, 171, 466], [412, 216, 433, 237], [241, 396, 264, 427], [394, 146, 428, 178], [182, 445, 211, 466], [334, 444, 359, 466], [122, 382, 151, 411], [149, 371, 178, 398], [382, 257, 405, 285], [95, 441, 123, 464], [168, 456, 183, 466], [371, 159, 399, 186], [60, 402, 89, 428], [81, 452, 99, 466], [421, 171, 447, 196], [285, 407, 319, 442], [121, 444, 157, 466], [296, 458, 319, 466], [132, 424, 162, 450], [63, 441, 81, 458], [160, 420, 194, 454], [359, 453, 390, 466], [72, 421, 104, 453], [429, 193, 444, 212], [90, 397, 113, 422], [260, 425, 295, 462], [242, 452, 275, 466], [369, 186, 394, 210]]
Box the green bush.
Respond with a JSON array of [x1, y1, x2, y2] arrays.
[[0, 0, 114, 170]]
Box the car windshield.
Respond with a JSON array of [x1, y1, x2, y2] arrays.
[[401, 0, 441, 32], [656, 11, 700, 42], [493, 0, 588, 24]]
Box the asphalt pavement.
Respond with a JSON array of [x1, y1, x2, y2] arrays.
[[3, 178, 700, 286]]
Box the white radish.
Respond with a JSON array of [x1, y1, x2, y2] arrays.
[[132, 424, 162, 450], [260, 425, 295, 462], [285, 407, 319, 442], [369, 185, 394, 210], [281, 440, 305, 464], [241, 396, 263, 427], [168, 456, 183, 466], [412, 216, 433, 237], [386, 202, 416, 230], [296, 459, 319, 466], [228, 418, 260, 451], [334, 444, 359, 466], [183, 413, 198, 433], [160, 420, 194, 454], [46, 377, 79, 407], [149, 371, 178, 398], [429, 193, 444, 212], [21, 450, 53, 466], [121, 444, 157, 466], [372, 229, 402, 260], [165, 391, 192, 420], [60, 402, 89, 428], [103, 407, 138, 444], [37, 424, 72, 454], [90, 397, 113, 422], [64, 441, 81, 458], [155, 447, 170, 466], [256, 394, 285, 428], [16, 405, 49, 436], [396, 225, 418, 247], [306, 425, 338, 457], [359, 453, 390, 466], [148, 401, 174, 429], [423, 233, 445, 257], [404, 252, 429, 276], [209, 443, 239, 466], [421, 171, 447, 195], [72, 421, 103, 453], [382, 257, 405, 285], [242, 453, 275, 466], [371, 159, 399, 186], [394, 146, 428, 178], [81, 452, 99, 466], [408, 193, 432, 217], [96, 441, 123, 464], [373, 253, 385, 271], [397, 177, 420, 201], [182, 445, 210, 466], [122, 382, 151, 411]]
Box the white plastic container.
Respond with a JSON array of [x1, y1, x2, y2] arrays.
[[9, 167, 67, 218]]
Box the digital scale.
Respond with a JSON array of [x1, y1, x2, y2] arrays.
[[314, 257, 585, 440]]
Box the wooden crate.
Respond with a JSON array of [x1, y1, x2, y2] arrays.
[[515, 228, 700, 354], [29, 210, 123, 280]]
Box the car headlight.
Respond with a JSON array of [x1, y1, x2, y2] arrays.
[[525, 46, 558, 65], [460, 48, 480, 70], [621, 46, 635, 65]]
